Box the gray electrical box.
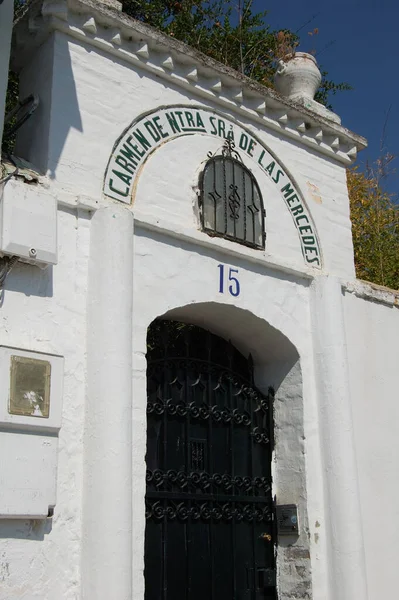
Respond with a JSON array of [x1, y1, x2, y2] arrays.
[[0, 179, 58, 265], [276, 504, 299, 535]]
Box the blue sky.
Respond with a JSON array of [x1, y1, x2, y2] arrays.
[[253, 0, 398, 197]]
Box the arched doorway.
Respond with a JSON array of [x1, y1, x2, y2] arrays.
[[144, 319, 277, 600]]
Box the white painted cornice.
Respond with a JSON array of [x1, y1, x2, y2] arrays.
[[12, 0, 367, 165]]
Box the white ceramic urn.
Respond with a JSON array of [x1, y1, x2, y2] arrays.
[[274, 52, 322, 101]]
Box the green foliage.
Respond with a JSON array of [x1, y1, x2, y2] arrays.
[[121, 0, 350, 105], [123, 0, 275, 82], [2, 71, 18, 156], [14, 0, 26, 15], [348, 157, 399, 290], [8, 0, 352, 108], [3, 0, 351, 155], [2, 1, 29, 154]]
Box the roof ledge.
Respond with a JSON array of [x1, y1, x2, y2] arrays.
[[343, 279, 399, 307], [12, 0, 367, 164]]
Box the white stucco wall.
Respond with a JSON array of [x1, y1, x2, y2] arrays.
[[343, 289, 399, 599], [0, 7, 391, 600], [16, 31, 355, 279], [0, 202, 90, 598], [0, 201, 327, 600], [132, 228, 324, 600]]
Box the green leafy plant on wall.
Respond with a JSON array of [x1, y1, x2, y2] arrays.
[[348, 155, 399, 290], [121, 0, 350, 107]]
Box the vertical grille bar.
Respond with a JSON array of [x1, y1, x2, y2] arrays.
[[228, 349, 237, 599], [223, 157, 227, 235], [207, 331, 215, 600], [184, 339, 191, 600], [251, 177, 256, 245], [162, 505, 167, 600], [250, 386, 257, 599], [232, 161, 237, 239], [213, 158, 217, 231], [190, 439, 206, 470], [162, 357, 168, 600]]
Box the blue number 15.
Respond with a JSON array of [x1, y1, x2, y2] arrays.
[[218, 264, 240, 297]]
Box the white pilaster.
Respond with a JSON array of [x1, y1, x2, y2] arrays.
[[311, 275, 368, 600], [82, 206, 134, 600]]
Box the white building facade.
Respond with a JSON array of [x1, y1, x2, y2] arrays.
[[0, 1, 398, 599]]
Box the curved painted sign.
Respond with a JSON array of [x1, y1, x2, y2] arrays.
[[104, 105, 322, 267]]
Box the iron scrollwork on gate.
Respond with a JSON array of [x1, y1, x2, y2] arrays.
[[145, 320, 276, 600], [200, 139, 266, 250]]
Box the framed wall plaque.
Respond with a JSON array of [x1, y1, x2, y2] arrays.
[[9, 356, 51, 418]]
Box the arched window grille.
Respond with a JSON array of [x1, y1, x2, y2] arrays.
[[199, 140, 265, 250]]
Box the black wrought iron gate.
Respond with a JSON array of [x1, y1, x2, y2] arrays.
[[145, 321, 276, 600]]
